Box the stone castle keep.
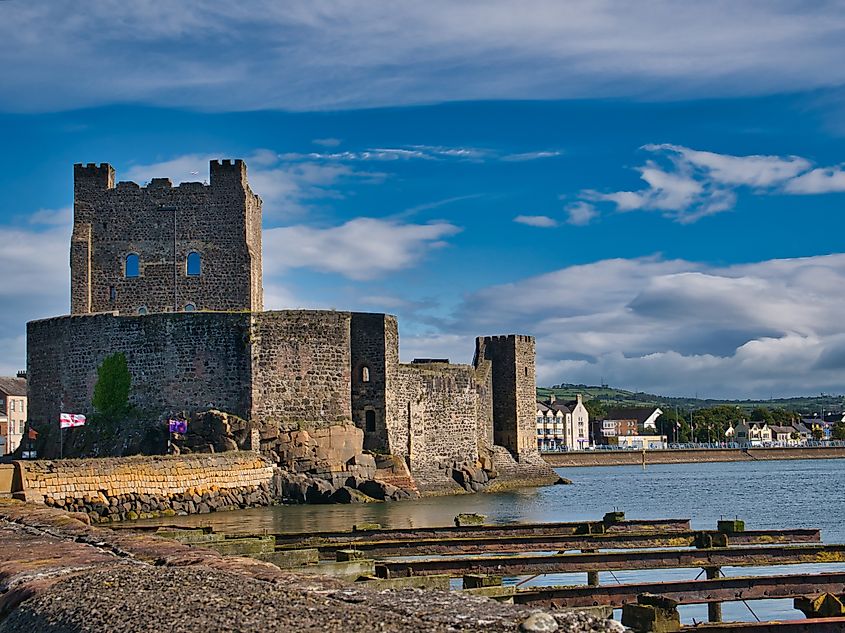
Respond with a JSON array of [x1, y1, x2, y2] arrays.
[[27, 160, 557, 493]]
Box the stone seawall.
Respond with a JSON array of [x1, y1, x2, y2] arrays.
[[15, 453, 275, 522], [543, 447, 845, 468]]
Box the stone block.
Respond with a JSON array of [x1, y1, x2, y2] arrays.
[[203, 536, 276, 556], [463, 574, 502, 589], [463, 585, 515, 602], [621, 595, 681, 633], [356, 575, 451, 590], [336, 549, 365, 562], [454, 513, 486, 526], [795, 593, 845, 618], [258, 549, 319, 569], [294, 559, 376, 582]]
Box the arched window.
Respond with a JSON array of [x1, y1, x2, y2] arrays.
[[125, 253, 139, 278], [365, 410, 376, 433], [137, 306, 147, 315], [186, 251, 201, 276], [361, 366, 370, 383], [184, 303, 197, 312]]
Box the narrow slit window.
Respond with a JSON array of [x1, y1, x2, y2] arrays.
[[125, 253, 139, 278], [361, 366, 370, 383], [186, 251, 201, 276]]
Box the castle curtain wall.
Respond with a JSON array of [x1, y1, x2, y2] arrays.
[[27, 313, 253, 431], [249, 311, 352, 429]]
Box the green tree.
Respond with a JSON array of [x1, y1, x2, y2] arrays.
[[833, 422, 845, 441], [92, 353, 131, 419], [583, 399, 606, 420]]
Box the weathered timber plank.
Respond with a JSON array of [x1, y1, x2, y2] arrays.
[[282, 529, 820, 559], [376, 544, 845, 578], [512, 571, 845, 608], [269, 518, 692, 546], [680, 617, 845, 632]]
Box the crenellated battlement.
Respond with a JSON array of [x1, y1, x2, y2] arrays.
[[70, 158, 262, 316], [74, 162, 115, 190]]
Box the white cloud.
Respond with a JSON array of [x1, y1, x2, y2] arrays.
[[312, 138, 342, 147], [783, 166, 845, 194], [581, 145, 845, 223], [3, 2, 845, 111], [123, 151, 386, 218], [0, 224, 70, 374], [279, 145, 505, 163], [264, 218, 461, 280], [514, 215, 557, 228], [502, 151, 562, 162], [440, 253, 845, 398], [564, 202, 598, 226]]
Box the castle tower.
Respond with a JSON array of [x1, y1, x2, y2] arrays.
[[70, 160, 262, 315], [350, 312, 399, 452], [474, 334, 538, 457]]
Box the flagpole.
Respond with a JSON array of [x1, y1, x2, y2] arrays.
[[60, 425, 63, 459]]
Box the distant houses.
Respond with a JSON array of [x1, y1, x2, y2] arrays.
[[590, 406, 666, 449], [733, 419, 816, 447], [535, 394, 590, 451], [537, 393, 841, 451]]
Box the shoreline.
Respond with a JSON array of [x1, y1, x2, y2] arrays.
[[542, 446, 845, 468], [0, 499, 617, 632]]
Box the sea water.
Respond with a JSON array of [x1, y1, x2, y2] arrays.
[[139, 459, 845, 624]]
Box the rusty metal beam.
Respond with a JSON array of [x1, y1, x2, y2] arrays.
[[511, 571, 845, 608], [681, 618, 845, 632], [283, 529, 820, 559], [375, 544, 845, 578], [270, 518, 691, 547]]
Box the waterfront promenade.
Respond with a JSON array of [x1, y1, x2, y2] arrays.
[[543, 446, 845, 468]]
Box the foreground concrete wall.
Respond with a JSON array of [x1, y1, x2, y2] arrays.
[[17, 453, 274, 502]]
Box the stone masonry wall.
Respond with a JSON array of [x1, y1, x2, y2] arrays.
[[474, 335, 538, 457], [71, 160, 262, 315], [20, 453, 273, 501], [27, 312, 252, 434], [249, 311, 353, 429], [392, 363, 481, 474], [350, 312, 393, 452]]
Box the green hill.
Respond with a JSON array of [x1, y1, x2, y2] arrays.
[[537, 383, 845, 415]]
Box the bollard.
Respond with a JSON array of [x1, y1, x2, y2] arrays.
[[582, 549, 599, 586], [705, 567, 722, 622], [717, 518, 745, 534]]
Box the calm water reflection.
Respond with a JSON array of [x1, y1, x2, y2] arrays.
[[136, 459, 845, 624]]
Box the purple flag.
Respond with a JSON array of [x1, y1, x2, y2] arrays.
[[168, 419, 188, 434]]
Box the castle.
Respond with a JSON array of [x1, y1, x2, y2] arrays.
[[26, 160, 557, 492]]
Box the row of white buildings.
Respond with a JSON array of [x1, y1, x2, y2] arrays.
[[535, 394, 591, 450]]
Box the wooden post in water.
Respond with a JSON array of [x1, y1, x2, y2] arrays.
[[705, 567, 722, 622], [582, 549, 599, 586], [642, 449, 646, 469]]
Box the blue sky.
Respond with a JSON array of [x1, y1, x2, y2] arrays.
[[2, 1, 845, 398]]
